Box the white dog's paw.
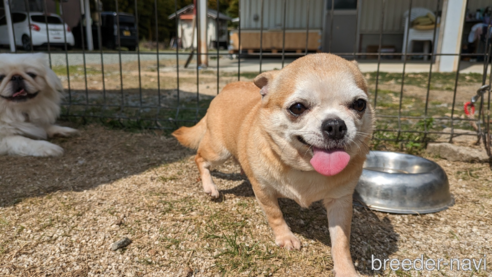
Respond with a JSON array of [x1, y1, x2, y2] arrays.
[[47, 125, 79, 138], [31, 141, 64, 157], [275, 233, 301, 250], [202, 180, 220, 198], [4, 136, 64, 157]]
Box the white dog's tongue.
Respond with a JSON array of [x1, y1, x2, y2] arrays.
[[310, 148, 350, 176], [12, 89, 26, 97]]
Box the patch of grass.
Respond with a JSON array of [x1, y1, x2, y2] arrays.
[[0, 217, 8, 227], [206, 230, 278, 274], [372, 118, 436, 154], [16, 225, 25, 235], [52, 65, 101, 76], [160, 236, 182, 249], [0, 242, 6, 255], [221, 71, 259, 79], [61, 97, 213, 132], [449, 230, 459, 240], [394, 269, 412, 277], [366, 72, 487, 91], [456, 169, 480, 181], [159, 176, 178, 183], [157, 201, 174, 215]]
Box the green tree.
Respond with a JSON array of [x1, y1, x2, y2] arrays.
[[98, 0, 238, 43], [99, 0, 192, 42]]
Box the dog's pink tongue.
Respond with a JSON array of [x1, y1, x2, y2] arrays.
[[12, 89, 25, 97], [310, 148, 350, 176]]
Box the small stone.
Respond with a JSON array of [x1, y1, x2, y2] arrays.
[[184, 266, 193, 277], [426, 143, 489, 162], [436, 128, 479, 145], [111, 237, 132, 251], [114, 215, 125, 226]]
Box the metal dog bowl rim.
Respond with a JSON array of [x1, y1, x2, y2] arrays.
[[354, 151, 454, 214], [353, 196, 455, 214]]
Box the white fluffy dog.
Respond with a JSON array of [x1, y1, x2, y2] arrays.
[[0, 53, 77, 156]]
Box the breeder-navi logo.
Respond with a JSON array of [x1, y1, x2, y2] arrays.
[[371, 255, 487, 272]]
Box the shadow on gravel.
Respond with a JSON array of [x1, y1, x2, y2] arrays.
[[0, 124, 194, 207], [214, 173, 399, 275]]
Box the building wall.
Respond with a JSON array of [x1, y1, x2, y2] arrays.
[[240, 0, 490, 34], [360, 0, 488, 34], [178, 17, 227, 49], [360, 0, 440, 34], [240, 0, 324, 30]]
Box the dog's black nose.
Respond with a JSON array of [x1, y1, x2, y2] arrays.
[[11, 75, 23, 82], [322, 118, 347, 140]]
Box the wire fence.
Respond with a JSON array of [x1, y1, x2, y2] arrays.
[[2, 0, 491, 155]]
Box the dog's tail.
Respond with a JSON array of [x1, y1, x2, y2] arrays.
[[172, 115, 207, 149]]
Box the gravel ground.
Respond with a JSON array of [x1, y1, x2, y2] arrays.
[[0, 124, 490, 276]]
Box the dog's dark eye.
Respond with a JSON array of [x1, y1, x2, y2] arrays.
[[27, 73, 36, 79], [351, 99, 366, 112], [0, 75, 4, 82], [289, 103, 307, 116]]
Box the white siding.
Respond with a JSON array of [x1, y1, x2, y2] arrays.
[[359, 0, 490, 34], [179, 18, 226, 49], [239, 0, 491, 34], [240, 0, 324, 30], [359, 0, 441, 34]]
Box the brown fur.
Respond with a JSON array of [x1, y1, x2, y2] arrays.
[[172, 116, 207, 149], [173, 54, 373, 276]]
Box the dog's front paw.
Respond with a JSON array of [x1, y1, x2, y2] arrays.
[[32, 141, 64, 157], [275, 233, 301, 250], [202, 180, 220, 198], [205, 187, 220, 198], [47, 125, 79, 138]]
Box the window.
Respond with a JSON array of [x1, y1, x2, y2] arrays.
[[118, 15, 135, 24], [0, 17, 6, 26], [31, 15, 63, 24], [327, 0, 357, 10], [12, 13, 27, 23]]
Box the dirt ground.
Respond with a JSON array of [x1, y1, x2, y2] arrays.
[[0, 124, 491, 276]]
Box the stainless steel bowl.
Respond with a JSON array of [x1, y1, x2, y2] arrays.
[[354, 151, 453, 214]]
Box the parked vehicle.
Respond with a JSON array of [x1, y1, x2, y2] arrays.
[[0, 12, 74, 51], [72, 12, 138, 51]]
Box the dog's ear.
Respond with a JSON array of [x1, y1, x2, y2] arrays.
[[254, 70, 279, 97], [30, 53, 63, 94], [45, 67, 63, 94]]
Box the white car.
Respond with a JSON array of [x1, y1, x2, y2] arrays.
[[0, 12, 75, 50]]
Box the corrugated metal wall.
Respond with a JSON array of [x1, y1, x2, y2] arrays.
[[359, 0, 439, 34], [240, 0, 325, 30], [240, 0, 491, 34], [360, 0, 491, 34]]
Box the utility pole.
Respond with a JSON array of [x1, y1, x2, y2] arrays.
[[84, 0, 93, 50], [3, 0, 16, 52], [196, 0, 208, 67]]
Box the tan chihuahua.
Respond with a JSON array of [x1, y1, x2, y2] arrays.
[[173, 54, 374, 276]]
